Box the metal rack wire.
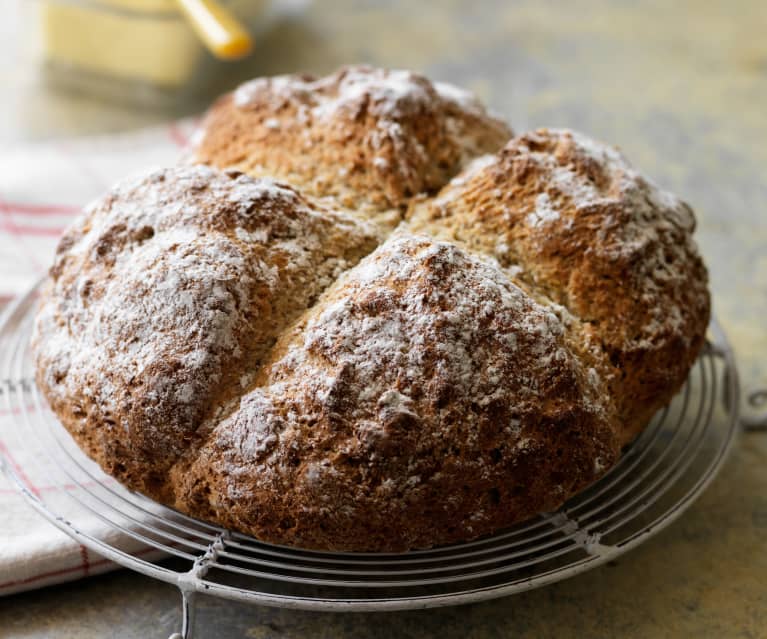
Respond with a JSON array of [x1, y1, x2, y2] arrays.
[[0, 284, 742, 638]]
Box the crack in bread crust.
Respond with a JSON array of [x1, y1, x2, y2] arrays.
[[32, 67, 710, 551]]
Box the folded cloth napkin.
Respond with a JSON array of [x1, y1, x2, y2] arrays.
[[0, 120, 197, 595]]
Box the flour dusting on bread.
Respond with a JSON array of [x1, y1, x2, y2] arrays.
[[32, 67, 710, 551]]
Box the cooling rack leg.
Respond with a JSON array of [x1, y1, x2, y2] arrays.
[[168, 588, 197, 639], [168, 532, 222, 638], [741, 389, 767, 431]]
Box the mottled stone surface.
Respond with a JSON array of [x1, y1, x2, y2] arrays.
[[1, 0, 766, 637]]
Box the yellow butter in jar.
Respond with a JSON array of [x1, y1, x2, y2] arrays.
[[37, 0, 264, 98]]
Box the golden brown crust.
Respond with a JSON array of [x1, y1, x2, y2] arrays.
[[33, 166, 379, 497], [407, 128, 710, 442], [174, 236, 619, 551], [32, 68, 710, 551], [191, 66, 512, 229]]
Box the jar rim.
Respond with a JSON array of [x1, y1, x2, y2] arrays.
[[41, 0, 236, 19]]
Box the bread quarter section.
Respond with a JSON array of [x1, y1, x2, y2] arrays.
[[32, 165, 379, 500], [178, 235, 620, 551], [408, 128, 710, 442], [192, 66, 512, 229]]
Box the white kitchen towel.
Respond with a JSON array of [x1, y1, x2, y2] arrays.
[[0, 120, 197, 595]]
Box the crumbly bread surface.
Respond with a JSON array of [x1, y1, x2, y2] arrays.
[[33, 167, 378, 499], [407, 128, 710, 443], [191, 66, 512, 229], [33, 66, 710, 551]]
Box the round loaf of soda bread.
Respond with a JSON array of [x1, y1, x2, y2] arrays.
[[32, 66, 709, 551]]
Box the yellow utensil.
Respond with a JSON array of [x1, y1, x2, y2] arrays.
[[174, 0, 254, 60]]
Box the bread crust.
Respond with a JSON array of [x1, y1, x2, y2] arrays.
[[407, 128, 710, 443], [191, 66, 512, 229], [32, 67, 710, 551]]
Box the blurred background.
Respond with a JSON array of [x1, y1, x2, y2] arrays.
[[1, 1, 766, 637]]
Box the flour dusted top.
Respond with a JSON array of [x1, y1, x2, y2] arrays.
[[189, 235, 618, 550], [33, 165, 378, 477], [195, 66, 512, 226], [408, 127, 710, 441], [234, 67, 489, 127]]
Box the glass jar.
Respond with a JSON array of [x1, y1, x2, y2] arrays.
[[31, 0, 268, 105]]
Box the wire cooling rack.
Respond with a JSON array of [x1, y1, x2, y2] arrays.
[[0, 284, 742, 638]]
